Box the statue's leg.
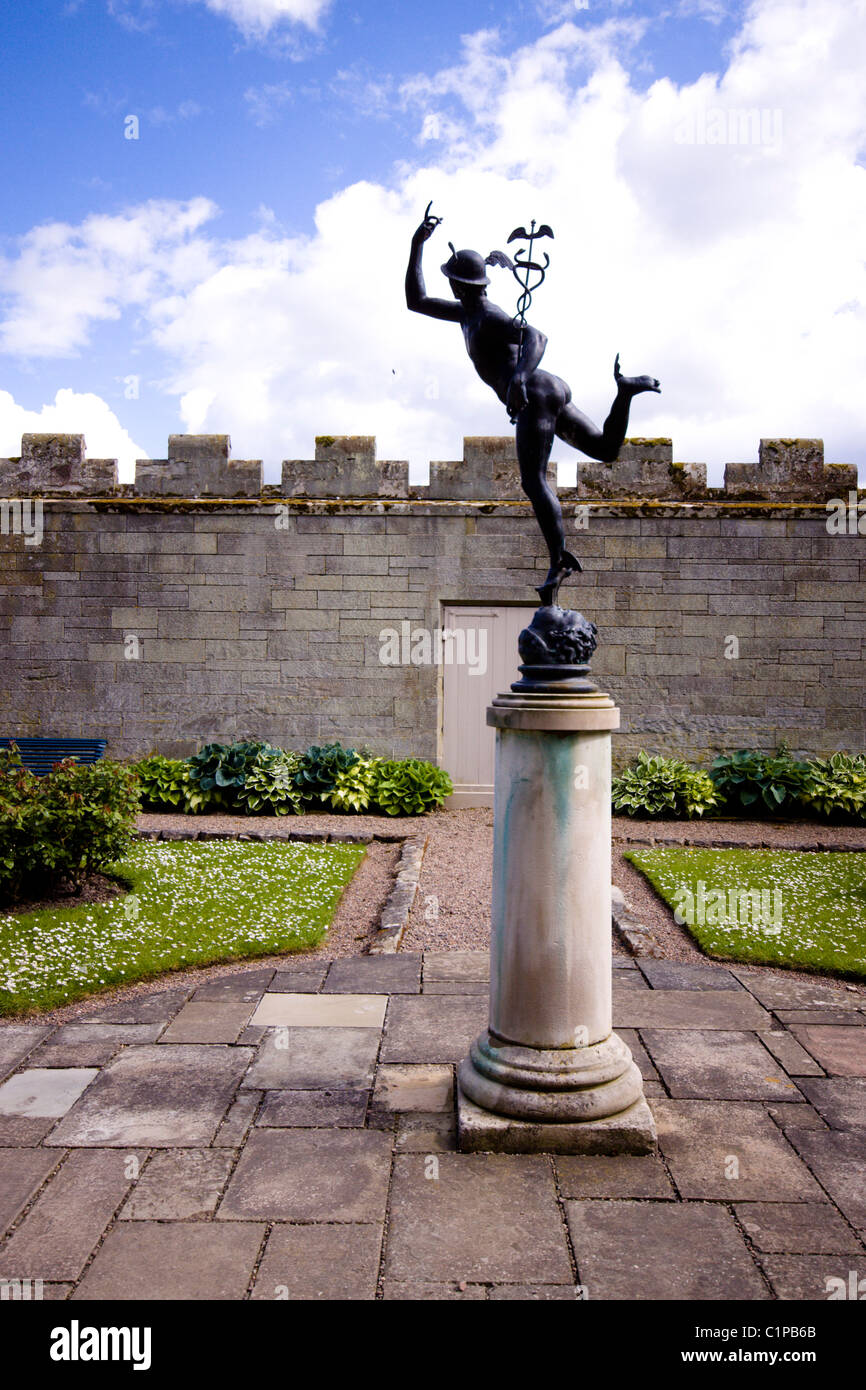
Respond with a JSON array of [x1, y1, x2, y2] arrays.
[[554, 396, 631, 464], [515, 404, 563, 568]]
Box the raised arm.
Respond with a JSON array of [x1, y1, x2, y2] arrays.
[[406, 208, 462, 322]]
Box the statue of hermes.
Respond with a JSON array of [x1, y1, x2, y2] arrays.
[[406, 204, 661, 606]]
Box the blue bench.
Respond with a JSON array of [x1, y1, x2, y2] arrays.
[[0, 738, 107, 776]]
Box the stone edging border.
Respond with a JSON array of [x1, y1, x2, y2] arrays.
[[610, 885, 665, 959], [369, 834, 429, 955], [134, 824, 428, 954]]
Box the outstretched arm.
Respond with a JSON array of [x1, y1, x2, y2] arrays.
[[406, 210, 461, 322]]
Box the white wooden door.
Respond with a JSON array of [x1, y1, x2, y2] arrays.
[[440, 605, 537, 806]]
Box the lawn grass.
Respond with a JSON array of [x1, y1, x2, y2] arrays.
[[0, 839, 365, 1015], [625, 847, 866, 979]]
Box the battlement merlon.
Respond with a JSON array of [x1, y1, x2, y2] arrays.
[[0, 431, 859, 501]]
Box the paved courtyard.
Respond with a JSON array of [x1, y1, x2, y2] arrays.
[[1, 951, 865, 1301]]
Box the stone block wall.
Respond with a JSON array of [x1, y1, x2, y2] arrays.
[[0, 432, 863, 769]]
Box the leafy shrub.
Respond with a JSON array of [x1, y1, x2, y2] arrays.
[[0, 746, 140, 900], [187, 741, 278, 809], [612, 752, 720, 819], [293, 743, 359, 803], [327, 756, 382, 813], [237, 751, 306, 816], [708, 745, 811, 815], [132, 754, 207, 814], [370, 758, 453, 816], [799, 753, 866, 822]]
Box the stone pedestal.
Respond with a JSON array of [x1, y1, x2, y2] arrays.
[[457, 687, 656, 1154]]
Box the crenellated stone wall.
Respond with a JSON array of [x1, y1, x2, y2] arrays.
[[0, 432, 863, 771]]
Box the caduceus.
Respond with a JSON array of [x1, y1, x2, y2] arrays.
[[406, 202, 661, 606]]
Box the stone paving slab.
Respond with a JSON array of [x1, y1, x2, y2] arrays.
[[638, 961, 744, 991], [120, 1149, 236, 1220], [789, 1025, 866, 1076], [218, 1128, 392, 1222], [488, 1284, 579, 1300], [385, 1153, 573, 1285], [373, 1064, 453, 1112], [640, 1029, 801, 1100], [757, 1254, 866, 1301], [267, 962, 330, 991], [381, 995, 487, 1063], [423, 981, 490, 994], [75, 988, 191, 1026], [778, 1009, 866, 1026], [423, 951, 489, 983], [241, 1028, 380, 1091], [0, 1068, 98, 1118], [654, 1100, 825, 1200], [761, 1028, 825, 1077], [765, 1102, 827, 1132], [565, 1201, 769, 1301], [160, 1000, 257, 1044], [256, 1089, 369, 1127], [0, 1027, 53, 1083], [734, 1202, 862, 1254], [213, 1091, 260, 1147], [324, 954, 422, 994], [250, 993, 387, 1028], [191, 969, 275, 1002], [0, 1149, 61, 1237], [31, 1024, 163, 1068], [394, 1112, 457, 1152], [733, 971, 864, 1012], [250, 1224, 382, 1300], [381, 1280, 487, 1300], [555, 1154, 675, 1199], [45, 1045, 252, 1148], [0, 1149, 145, 1280], [613, 990, 773, 1031], [784, 1127, 866, 1232], [797, 1078, 866, 1129], [73, 1221, 266, 1300], [617, 1029, 661, 1082]]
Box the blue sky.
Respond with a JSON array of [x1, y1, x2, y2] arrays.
[[0, 0, 863, 482]]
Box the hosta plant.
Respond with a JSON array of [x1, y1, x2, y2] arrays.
[[237, 751, 306, 816], [612, 752, 720, 819], [133, 754, 208, 814], [371, 758, 453, 816], [187, 741, 278, 808], [708, 745, 811, 815], [327, 756, 382, 813], [799, 753, 866, 821], [294, 743, 360, 803]]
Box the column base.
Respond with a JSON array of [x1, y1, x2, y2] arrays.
[[456, 1029, 657, 1154], [457, 1085, 657, 1155]]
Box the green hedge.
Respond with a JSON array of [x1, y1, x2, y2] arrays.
[[130, 741, 453, 818], [0, 747, 140, 902]]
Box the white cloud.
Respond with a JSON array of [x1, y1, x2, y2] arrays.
[[0, 199, 218, 357], [3, 0, 866, 483], [244, 81, 295, 126], [190, 0, 331, 38], [0, 388, 146, 479]]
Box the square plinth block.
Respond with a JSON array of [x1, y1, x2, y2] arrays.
[[457, 1085, 657, 1155]]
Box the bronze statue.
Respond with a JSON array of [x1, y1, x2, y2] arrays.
[[406, 204, 661, 607]]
